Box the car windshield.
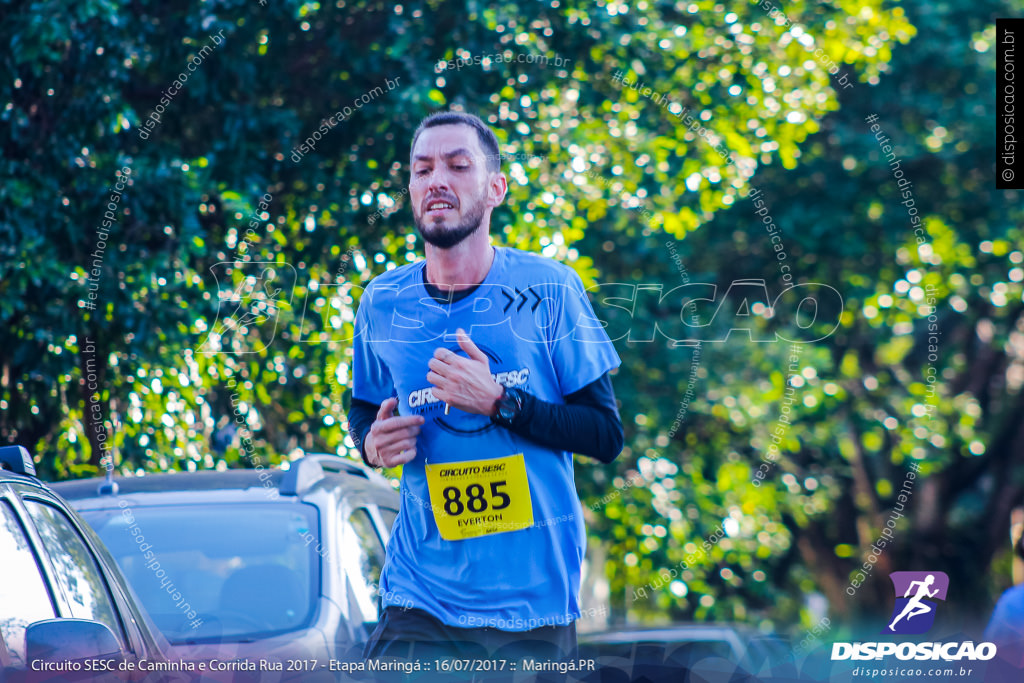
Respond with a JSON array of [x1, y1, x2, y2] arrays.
[[81, 502, 318, 644]]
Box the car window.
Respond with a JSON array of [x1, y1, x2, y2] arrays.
[[378, 507, 397, 537], [662, 639, 736, 664], [0, 500, 57, 668], [0, 626, 11, 668], [350, 508, 385, 587], [583, 638, 736, 665], [342, 507, 386, 622], [745, 635, 792, 669], [81, 502, 319, 645], [23, 500, 125, 648]]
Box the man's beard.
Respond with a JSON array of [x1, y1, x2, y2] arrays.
[[413, 194, 487, 249]]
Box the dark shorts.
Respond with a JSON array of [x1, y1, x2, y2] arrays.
[[363, 606, 578, 663]]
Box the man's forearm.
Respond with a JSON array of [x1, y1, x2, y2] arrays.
[[347, 375, 624, 465], [502, 391, 623, 463], [347, 397, 379, 466]]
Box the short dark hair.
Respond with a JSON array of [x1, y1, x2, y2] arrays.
[[410, 111, 501, 173]]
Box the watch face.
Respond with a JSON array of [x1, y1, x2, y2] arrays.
[[497, 388, 519, 422]]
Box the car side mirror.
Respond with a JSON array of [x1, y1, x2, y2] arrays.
[[26, 619, 122, 663]]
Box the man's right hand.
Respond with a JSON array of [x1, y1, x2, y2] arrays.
[[364, 397, 424, 468]]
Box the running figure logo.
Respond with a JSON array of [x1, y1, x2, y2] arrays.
[[884, 571, 950, 635]]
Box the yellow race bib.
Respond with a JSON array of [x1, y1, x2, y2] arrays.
[[424, 454, 534, 540]]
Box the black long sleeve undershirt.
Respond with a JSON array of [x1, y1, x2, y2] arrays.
[[346, 371, 624, 467]]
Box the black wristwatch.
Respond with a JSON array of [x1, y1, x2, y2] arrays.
[[491, 386, 526, 427]]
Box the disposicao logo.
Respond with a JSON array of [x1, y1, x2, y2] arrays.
[[831, 570, 996, 662], [884, 571, 949, 635]]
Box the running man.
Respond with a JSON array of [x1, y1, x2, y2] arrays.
[[888, 574, 939, 631], [346, 111, 623, 661]]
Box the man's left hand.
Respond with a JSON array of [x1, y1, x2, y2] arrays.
[[427, 328, 504, 416]]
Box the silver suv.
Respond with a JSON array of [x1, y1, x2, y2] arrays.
[[53, 454, 399, 675]]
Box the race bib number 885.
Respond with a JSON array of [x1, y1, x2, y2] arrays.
[[424, 454, 533, 540]]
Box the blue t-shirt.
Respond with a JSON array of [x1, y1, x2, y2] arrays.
[[351, 246, 621, 630], [985, 584, 1024, 666]]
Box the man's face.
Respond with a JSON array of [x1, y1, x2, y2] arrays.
[[409, 124, 502, 249]]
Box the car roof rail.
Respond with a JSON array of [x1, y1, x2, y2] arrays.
[[305, 453, 370, 479], [279, 453, 370, 496], [0, 445, 36, 477]]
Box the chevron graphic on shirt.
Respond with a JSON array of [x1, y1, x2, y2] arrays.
[[500, 286, 544, 313]]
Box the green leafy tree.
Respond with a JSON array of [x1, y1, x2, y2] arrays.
[[590, 0, 1021, 636]]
